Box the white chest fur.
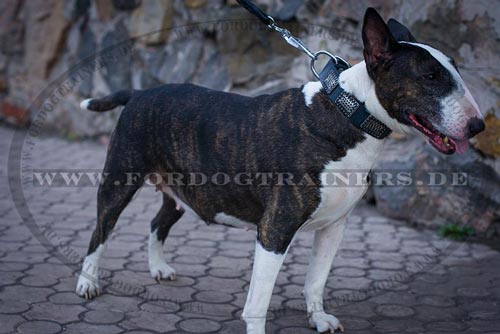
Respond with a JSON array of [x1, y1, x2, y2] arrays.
[[299, 61, 404, 231], [301, 136, 384, 231]]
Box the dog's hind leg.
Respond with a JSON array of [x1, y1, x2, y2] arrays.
[[148, 193, 184, 282], [303, 216, 348, 333], [76, 139, 146, 299]]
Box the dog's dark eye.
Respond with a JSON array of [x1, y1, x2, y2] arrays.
[[423, 73, 436, 81]]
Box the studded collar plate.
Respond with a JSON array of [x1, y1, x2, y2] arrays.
[[319, 59, 392, 140]]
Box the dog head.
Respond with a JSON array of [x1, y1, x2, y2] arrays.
[[362, 8, 484, 154]]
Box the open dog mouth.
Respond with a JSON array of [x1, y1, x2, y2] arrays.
[[409, 114, 469, 155]]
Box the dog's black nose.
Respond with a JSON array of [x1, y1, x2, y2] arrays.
[[467, 117, 485, 137]]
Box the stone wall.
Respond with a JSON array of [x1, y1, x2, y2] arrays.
[[0, 0, 499, 234]]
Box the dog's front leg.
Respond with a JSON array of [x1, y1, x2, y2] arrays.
[[304, 217, 348, 333], [242, 191, 302, 333], [242, 241, 287, 334]]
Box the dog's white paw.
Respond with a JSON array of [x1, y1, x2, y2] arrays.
[[309, 312, 344, 333], [76, 274, 100, 299], [149, 262, 176, 282]]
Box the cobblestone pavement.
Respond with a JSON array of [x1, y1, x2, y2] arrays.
[[1, 125, 500, 334]]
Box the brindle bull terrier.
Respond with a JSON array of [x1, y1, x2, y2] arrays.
[[76, 8, 484, 333]]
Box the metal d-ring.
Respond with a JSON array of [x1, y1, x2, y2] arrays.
[[311, 51, 351, 80]]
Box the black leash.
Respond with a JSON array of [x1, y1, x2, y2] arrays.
[[236, 0, 392, 139], [236, 0, 272, 25]]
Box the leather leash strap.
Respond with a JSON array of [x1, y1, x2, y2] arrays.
[[236, 0, 272, 26]]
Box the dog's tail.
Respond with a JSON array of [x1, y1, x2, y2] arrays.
[[80, 90, 134, 112]]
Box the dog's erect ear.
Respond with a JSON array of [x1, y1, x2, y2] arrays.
[[362, 8, 399, 76], [387, 18, 417, 42]]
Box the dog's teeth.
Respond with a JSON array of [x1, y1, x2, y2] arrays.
[[443, 136, 453, 148]]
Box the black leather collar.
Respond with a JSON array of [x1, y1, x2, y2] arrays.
[[319, 59, 392, 139]]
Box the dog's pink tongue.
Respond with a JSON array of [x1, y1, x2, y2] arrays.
[[455, 139, 470, 154]]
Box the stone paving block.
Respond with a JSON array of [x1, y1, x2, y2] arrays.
[[83, 309, 125, 324], [217, 319, 246, 334], [194, 290, 234, 304], [413, 305, 466, 322], [16, 320, 62, 334], [49, 291, 87, 305], [274, 313, 311, 327], [121, 311, 181, 332], [373, 318, 425, 333], [193, 276, 247, 294], [25, 301, 86, 323], [335, 301, 379, 318], [0, 271, 24, 285], [375, 304, 416, 317], [140, 284, 197, 304], [0, 314, 24, 333], [21, 274, 59, 287], [425, 320, 468, 332], [1, 285, 55, 304], [87, 295, 140, 314], [207, 267, 244, 279], [177, 302, 236, 321], [178, 318, 223, 333], [371, 291, 419, 307], [171, 263, 208, 278], [368, 269, 402, 281], [140, 300, 181, 314], [417, 294, 456, 307], [327, 275, 372, 291]]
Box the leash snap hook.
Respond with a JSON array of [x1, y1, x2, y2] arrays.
[[266, 15, 277, 30], [266, 15, 316, 60]]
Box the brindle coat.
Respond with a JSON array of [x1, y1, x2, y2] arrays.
[[87, 84, 366, 255]]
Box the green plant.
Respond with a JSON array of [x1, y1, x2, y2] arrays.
[[66, 131, 80, 141], [438, 224, 475, 240]]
